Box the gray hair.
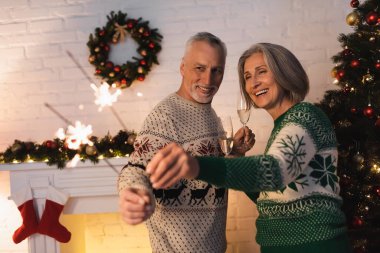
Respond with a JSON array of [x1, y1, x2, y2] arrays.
[[237, 43, 309, 109], [185, 32, 227, 60]]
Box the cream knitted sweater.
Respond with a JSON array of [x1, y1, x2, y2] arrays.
[[118, 93, 228, 253]]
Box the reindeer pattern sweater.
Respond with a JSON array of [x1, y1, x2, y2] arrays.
[[118, 93, 228, 253]]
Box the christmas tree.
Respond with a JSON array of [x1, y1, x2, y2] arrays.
[[315, 0, 380, 252]]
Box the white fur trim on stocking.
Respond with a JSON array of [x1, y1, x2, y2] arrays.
[[46, 186, 70, 205], [11, 186, 33, 206]]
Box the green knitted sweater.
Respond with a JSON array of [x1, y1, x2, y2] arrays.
[[197, 102, 351, 253]]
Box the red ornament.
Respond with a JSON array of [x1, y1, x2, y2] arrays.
[[121, 78, 127, 85], [137, 75, 145, 81], [105, 61, 114, 69], [148, 42, 155, 49], [45, 140, 56, 149], [336, 69, 345, 80], [375, 61, 380, 70], [352, 216, 364, 228], [365, 11, 378, 25], [143, 31, 150, 37], [95, 69, 102, 74], [363, 105, 374, 118], [104, 45, 110, 52], [126, 19, 136, 29], [114, 65, 121, 72], [139, 59, 147, 66], [98, 30, 105, 36], [350, 107, 357, 113], [350, 59, 360, 68], [343, 86, 351, 93], [350, 0, 359, 8]]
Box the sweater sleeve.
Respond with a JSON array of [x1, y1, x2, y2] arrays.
[[118, 107, 178, 194], [196, 155, 284, 192]]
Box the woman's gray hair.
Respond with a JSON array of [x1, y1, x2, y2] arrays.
[[237, 43, 309, 109], [185, 32, 227, 60]]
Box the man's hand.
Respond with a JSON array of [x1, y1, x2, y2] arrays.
[[147, 142, 199, 189], [119, 188, 154, 225]]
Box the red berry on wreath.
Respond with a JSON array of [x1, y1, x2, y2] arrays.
[[148, 42, 155, 49], [375, 117, 380, 127], [352, 216, 364, 228], [137, 75, 145, 81], [121, 78, 127, 85], [127, 19, 135, 29], [104, 45, 110, 52], [106, 61, 114, 69], [139, 59, 147, 66], [95, 69, 102, 74], [98, 30, 105, 36], [350, 107, 357, 114], [143, 31, 150, 37], [114, 66, 121, 72]]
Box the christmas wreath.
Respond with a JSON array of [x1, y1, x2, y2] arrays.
[[87, 11, 163, 88]]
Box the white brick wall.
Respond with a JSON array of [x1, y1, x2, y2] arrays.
[[0, 0, 351, 252]]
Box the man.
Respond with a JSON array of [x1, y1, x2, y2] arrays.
[[118, 32, 250, 252]]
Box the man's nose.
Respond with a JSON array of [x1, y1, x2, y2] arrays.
[[201, 70, 212, 84]]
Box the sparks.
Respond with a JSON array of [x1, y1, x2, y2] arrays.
[[91, 82, 122, 111], [65, 121, 93, 150]]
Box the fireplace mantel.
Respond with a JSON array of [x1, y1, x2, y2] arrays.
[[0, 157, 128, 253]]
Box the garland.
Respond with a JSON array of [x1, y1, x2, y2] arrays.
[[87, 11, 163, 88], [0, 130, 136, 169]]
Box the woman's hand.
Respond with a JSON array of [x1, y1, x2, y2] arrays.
[[146, 143, 199, 189], [232, 126, 255, 156]]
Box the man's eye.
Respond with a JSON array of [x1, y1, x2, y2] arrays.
[[244, 75, 251, 81]]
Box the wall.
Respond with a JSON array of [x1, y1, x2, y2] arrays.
[[0, 0, 351, 252]]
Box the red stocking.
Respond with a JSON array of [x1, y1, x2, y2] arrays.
[[38, 186, 71, 243], [12, 187, 39, 243]]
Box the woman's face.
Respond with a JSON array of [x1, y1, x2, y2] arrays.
[[243, 53, 283, 114]]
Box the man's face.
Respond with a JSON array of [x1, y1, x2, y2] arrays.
[[178, 41, 225, 104]]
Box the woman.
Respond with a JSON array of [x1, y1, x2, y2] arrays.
[[147, 43, 352, 253]]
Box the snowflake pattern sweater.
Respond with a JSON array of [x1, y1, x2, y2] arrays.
[[118, 93, 228, 253], [195, 102, 350, 252]]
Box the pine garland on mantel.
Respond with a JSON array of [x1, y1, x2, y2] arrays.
[[0, 130, 136, 169]]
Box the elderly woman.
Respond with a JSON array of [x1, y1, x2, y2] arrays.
[[147, 43, 352, 253]]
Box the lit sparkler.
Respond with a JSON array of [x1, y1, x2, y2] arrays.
[[91, 82, 122, 111]]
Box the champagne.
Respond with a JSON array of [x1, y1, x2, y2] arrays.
[[237, 109, 250, 125], [219, 137, 233, 155]]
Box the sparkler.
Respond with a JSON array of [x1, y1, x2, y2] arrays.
[[66, 50, 126, 130], [91, 82, 122, 112]]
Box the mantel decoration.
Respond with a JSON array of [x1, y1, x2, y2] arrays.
[[0, 130, 136, 168], [87, 10, 163, 88]]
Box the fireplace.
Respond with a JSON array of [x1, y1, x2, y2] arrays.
[[0, 157, 128, 253]]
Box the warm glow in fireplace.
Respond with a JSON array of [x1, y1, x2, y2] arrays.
[[60, 213, 151, 253]]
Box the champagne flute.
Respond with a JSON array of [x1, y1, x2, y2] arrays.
[[237, 92, 251, 128], [218, 116, 234, 156], [237, 92, 251, 150]]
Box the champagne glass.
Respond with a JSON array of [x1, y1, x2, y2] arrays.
[[237, 92, 251, 150], [218, 116, 234, 156], [237, 92, 251, 128]]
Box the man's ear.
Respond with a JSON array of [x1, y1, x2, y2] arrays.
[[180, 58, 185, 76]]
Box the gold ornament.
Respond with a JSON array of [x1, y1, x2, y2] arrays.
[[109, 72, 115, 77], [362, 73, 374, 84], [88, 55, 96, 63], [127, 134, 136, 145], [94, 47, 100, 52], [137, 66, 144, 74], [331, 67, 338, 78], [369, 36, 376, 43], [346, 11, 360, 26], [85, 145, 97, 155]]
